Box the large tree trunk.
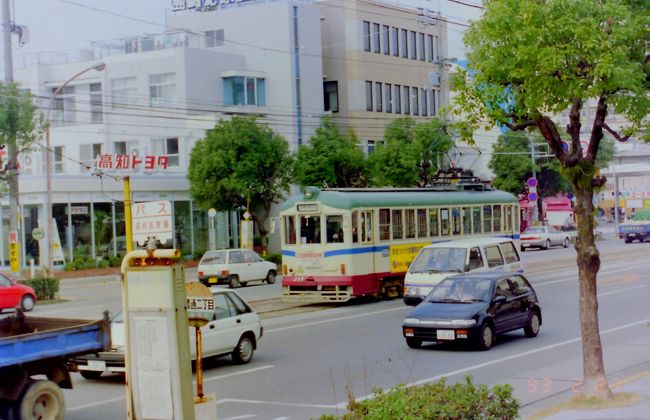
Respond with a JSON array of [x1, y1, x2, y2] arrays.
[[573, 186, 612, 398]]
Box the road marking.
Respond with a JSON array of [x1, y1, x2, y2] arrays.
[[219, 415, 257, 420], [347, 316, 650, 407], [68, 396, 126, 411], [203, 365, 275, 383], [266, 306, 408, 333], [216, 398, 338, 409], [597, 284, 646, 297], [534, 268, 641, 287]]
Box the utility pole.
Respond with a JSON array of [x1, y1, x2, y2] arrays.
[[2, 0, 20, 276]]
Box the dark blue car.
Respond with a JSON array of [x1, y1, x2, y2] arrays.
[[402, 272, 541, 350]]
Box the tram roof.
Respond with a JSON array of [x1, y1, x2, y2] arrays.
[[280, 187, 518, 211]]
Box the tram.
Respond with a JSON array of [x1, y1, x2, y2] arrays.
[[280, 178, 520, 302]]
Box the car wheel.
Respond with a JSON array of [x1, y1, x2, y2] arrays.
[[231, 335, 255, 364], [229, 275, 241, 288], [524, 311, 541, 338], [543, 240, 551, 250], [265, 271, 276, 284], [476, 322, 495, 351], [563, 238, 569, 248], [20, 295, 35, 312], [16, 380, 65, 420], [406, 337, 422, 349], [520, 246, 525, 252], [79, 371, 103, 380]]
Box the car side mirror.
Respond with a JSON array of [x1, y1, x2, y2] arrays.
[[493, 295, 507, 305], [464, 263, 470, 272]]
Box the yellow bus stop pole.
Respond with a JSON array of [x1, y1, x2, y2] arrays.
[[124, 176, 134, 253]]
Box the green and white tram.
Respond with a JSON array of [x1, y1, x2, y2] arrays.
[[280, 185, 520, 302]]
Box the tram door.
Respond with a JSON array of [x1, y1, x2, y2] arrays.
[[352, 210, 375, 275]]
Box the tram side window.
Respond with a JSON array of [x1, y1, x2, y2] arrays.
[[417, 209, 427, 238], [392, 209, 403, 239], [472, 207, 482, 234], [440, 208, 450, 236], [352, 211, 359, 243], [462, 207, 471, 235], [405, 209, 416, 238], [379, 209, 390, 240], [300, 215, 321, 244], [451, 208, 461, 235], [505, 205, 513, 232], [493, 204, 502, 232], [283, 216, 296, 244], [429, 208, 439, 237], [362, 211, 373, 242], [483, 205, 493, 233], [326, 215, 344, 243]]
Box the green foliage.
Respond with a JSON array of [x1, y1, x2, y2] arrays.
[[19, 277, 60, 300], [262, 253, 282, 266], [368, 118, 453, 187], [108, 255, 123, 267], [188, 117, 294, 248], [96, 259, 110, 269], [322, 376, 519, 420], [294, 117, 367, 188]]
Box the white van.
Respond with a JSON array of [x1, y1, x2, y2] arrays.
[[403, 238, 524, 305]]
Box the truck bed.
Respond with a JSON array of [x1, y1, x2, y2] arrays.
[[0, 313, 110, 368]]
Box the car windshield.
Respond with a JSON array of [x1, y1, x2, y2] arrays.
[[427, 277, 492, 303], [201, 251, 226, 264], [409, 247, 467, 273], [525, 227, 545, 234]]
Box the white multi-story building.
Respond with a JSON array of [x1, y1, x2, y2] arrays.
[[2, 0, 451, 270]]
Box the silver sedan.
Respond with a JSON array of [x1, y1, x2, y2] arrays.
[[520, 226, 570, 251]]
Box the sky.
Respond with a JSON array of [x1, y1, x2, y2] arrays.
[[3, 0, 482, 70]]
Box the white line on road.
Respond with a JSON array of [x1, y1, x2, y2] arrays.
[[203, 365, 275, 383], [216, 398, 338, 409], [346, 316, 650, 408], [68, 396, 126, 412], [597, 284, 646, 297], [266, 306, 408, 333]]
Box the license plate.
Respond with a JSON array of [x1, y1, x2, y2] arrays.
[[437, 330, 455, 340], [88, 360, 106, 370], [208, 277, 217, 284]]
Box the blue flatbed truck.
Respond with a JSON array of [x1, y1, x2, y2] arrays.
[[617, 209, 650, 243], [0, 311, 110, 420]]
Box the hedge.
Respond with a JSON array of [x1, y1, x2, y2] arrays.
[[19, 277, 60, 301]]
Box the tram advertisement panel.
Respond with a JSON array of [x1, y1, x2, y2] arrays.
[[389, 243, 430, 273]]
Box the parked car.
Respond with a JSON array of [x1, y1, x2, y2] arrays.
[[402, 272, 541, 351], [198, 248, 277, 288], [71, 288, 263, 379], [0, 273, 36, 312], [520, 226, 570, 251]]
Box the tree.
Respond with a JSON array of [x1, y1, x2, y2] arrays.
[[452, 0, 649, 397], [294, 116, 367, 188], [368, 117, 453, 187], [188, 117, 294, 251]]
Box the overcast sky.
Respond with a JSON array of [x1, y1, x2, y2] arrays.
[[4, 0, 481, 69]]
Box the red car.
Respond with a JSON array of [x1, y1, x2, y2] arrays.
[[0, 273, 36, 312]]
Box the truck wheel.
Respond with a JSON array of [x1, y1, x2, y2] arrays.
[[232, 335, 254, 364], [79, 370, 103, 380], [16, 380, 65, 420], [20, 295, 35, 312]]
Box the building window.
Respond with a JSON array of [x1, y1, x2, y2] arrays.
[[375, 82, 382, 112], [366, 81, 373, 111], [80, 143, 102, 172], [51, 86, 75, 126], [382, 25, 390, 55], [323, 81, 339, 112], [114, 141, 139, 156], [205, 29, 224, 48], [149, 73, 176, 107], [409, 31, 416, 59], [223, 76, 266, 106], [372, 23, 380, 53], [412, 87, 419, 116], [421, 87, 427, 116], [152, 137, 179, 167], [90, 83, 103, 123], [418, 33, 425, 61], [392, 27, 399, 56], [427, 34, 434, 62], [111, 76, 137, 107], [431, 88, 438, 116], [385, 83, 392, 113], [434, 35, 440, 62], [401, 29, 408, 58], [363, 21, 371, 52], [394, 84, 401, 114], [54, 146, 64, 173], [367, 140, 376, 155], [403, 85, 410, 115]]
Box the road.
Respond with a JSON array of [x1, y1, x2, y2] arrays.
[[26, 238, 650, 418]]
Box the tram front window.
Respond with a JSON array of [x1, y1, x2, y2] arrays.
[[300, 215, 321, 244]]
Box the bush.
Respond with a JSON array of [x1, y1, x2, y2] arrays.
[[96, 259, 110, 269], [323, 376, 519, 420], [19, 277, 60, 300], [108, 255, 123, 267], [263, 253, 282, 266]]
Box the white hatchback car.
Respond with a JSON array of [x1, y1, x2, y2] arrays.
[[72, 289, 263, 379], [198, 248, 277, 288]]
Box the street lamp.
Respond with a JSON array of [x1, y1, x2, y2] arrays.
[[45, 62, 105, 273]]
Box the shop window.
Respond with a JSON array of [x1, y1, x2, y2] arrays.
[[323, 81, 339, 112]]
